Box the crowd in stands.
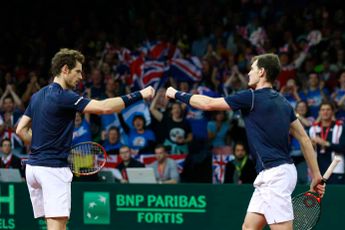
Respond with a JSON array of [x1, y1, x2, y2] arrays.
[[1, 0, 345, 184]]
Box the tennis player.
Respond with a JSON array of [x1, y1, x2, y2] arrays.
[[166, 53, 325, 230], [16, 48, 155, 230]]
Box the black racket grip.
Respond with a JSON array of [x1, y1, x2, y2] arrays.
[[320, 178, 327, 185]]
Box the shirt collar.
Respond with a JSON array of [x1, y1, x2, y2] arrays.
[[1, 153, 12, 164]]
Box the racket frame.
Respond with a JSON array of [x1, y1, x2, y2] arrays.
[[69, 141, 108, 176]]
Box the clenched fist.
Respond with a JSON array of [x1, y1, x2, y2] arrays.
[[140, 86, 155, 99], [165, 87, 177, 99]]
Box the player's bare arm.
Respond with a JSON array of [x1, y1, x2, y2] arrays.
[[166, 86, 230, 111], [83, 86, 155, 114], [289, 119, 325, 196], [16, 115, 32, 145]]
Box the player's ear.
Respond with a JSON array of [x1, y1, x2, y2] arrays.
[[259, 67, 265, 77], [61, 64, 70, 75]]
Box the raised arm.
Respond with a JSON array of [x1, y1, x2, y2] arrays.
[[7, 85, 24, 110], [83, 86, 155, 114], [166, 87, 230, 111], [149, 92, 164, 122], [118, 113, 130, 134], [289, 119, 325, 196]]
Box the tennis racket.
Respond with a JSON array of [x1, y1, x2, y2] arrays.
[[68, 142, 107, 176], [292, 157, 341, 230], [307, 30, 322, 46]]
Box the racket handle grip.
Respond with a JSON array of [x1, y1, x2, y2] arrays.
[[321, 156, 341, 183], [320, 178, 327, 185]]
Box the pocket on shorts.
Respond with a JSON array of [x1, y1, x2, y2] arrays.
[[287, 164, 297, 190]]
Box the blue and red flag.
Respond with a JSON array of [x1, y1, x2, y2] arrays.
[[169, 57, 202, 82]]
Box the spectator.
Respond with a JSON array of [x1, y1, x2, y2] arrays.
[[116, 145, 145, 183], [223, 65, 248, 96], [72, 112, 92, 145], [201, 59, 218, 92], [332, 70, 345, 121], [180, 82, 209, 146], [98, 79, 126, 143], [224, 142, 256, 184], [207, 111, 231, 148], [280, 78, 302, 108], [318, 58, 338, 92], [185, 105, 209, 150], [21, 72, 41, 107], [150, 95, 192, 154], [0, 138, 25, 177], [149, 144, 179, 184], [0, 93, 25, 155], [300, 72, 329, 118], [0, 85, 24, 111], [309, 102, 345, 184], [148, 88, 169, 144], [102, 126, 123, 155], [276, 41, 309, 90], [87, 68, 105, 99], [290, 101, 314, 184], [119, 113, 156, 155]]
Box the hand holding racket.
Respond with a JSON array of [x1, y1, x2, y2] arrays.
[[292, 157, 341, 230], [68, 142, 107, 176]]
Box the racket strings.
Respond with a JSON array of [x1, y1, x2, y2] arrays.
[[293, 195, 321, 230], [68, 143, 106, 174]]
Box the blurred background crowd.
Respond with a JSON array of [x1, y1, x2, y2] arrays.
[[1, 0, 345, 184]]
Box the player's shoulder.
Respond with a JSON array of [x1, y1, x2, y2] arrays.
[[235, 89, 253, 96], [226, 89, 253, 100], [30, 85, 46, 101], [34, 83, 59, 95]]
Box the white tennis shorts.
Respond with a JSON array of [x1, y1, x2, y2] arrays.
[[247, 163, 297, 224], [26, 164, 73, 218]]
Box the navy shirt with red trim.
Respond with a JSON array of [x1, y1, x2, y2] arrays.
[[24, 83, 90, 167], [225, 88, 296, 173]]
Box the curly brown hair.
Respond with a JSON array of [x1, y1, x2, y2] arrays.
[[51, 48, 85, 76]]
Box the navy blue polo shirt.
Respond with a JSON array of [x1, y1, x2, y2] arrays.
[[225, 88, 295, 173], [24, 83, 90, 167]]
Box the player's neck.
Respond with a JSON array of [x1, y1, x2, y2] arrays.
[[254, 82, 272, 90], [54, 76, 68, 89]]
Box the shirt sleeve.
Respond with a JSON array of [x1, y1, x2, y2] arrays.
[[24, 100, 33, 118], [224, 89, 254, 111], [290, 105, 297, 122], [60, 90, 91, 112]]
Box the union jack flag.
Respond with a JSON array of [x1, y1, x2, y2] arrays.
[[139, 61, 168, 88], [141, 40, 169, 60], [167, 44, 182, 59], [116, 47, 132, 64], [212, 146, 234, 184], [129, 55, 145, 87], [169, 57, 202, 82]]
